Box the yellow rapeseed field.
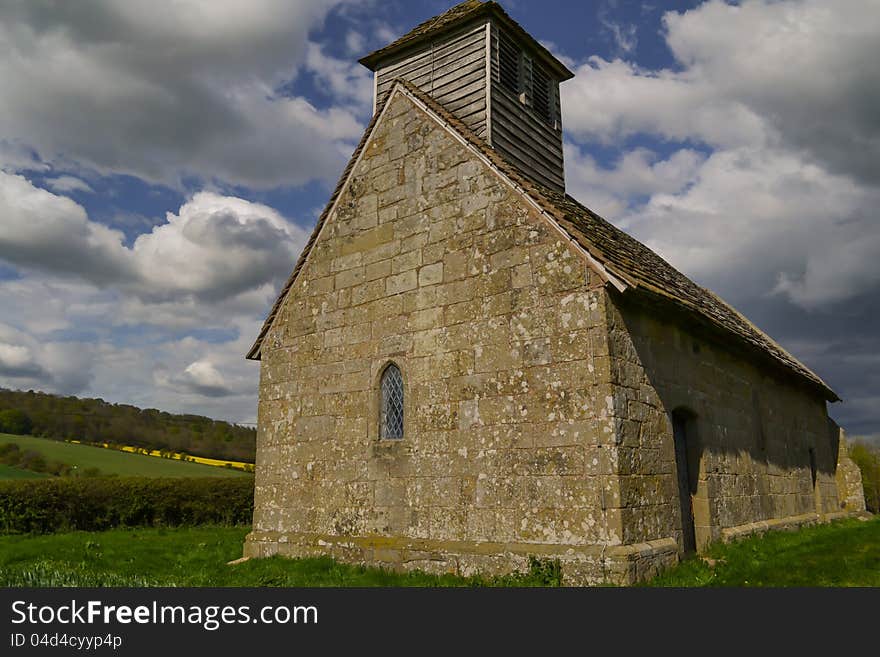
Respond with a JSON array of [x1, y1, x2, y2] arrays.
[[67, 440, 255, 473]]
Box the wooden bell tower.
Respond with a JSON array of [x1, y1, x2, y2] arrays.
[[359, 0, 574, 191]]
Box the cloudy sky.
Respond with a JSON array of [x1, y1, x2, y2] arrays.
[[0, 0, 877, 440]]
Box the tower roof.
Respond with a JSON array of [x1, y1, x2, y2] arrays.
[[359, 0, 574, 81]]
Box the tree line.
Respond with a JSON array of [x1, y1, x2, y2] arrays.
[[0, 388, 255, 463]]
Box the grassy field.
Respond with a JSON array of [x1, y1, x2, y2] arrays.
[[0, 434, 251, 479], [0, 517, 876, 587], [647, 516, 880, 587], [0, 464, 48, 480], [0, 526, 557, 587]]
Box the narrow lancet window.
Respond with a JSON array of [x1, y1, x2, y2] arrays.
[[380, 364, 404, 439]]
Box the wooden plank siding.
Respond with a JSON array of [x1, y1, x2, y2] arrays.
[[487, 22, 565, 191], [372, 18, 566, 191], [375, 22, 489, 140]]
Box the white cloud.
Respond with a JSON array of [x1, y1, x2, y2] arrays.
[[773, 232, 880, 310], [0, 1, 371, 419], [0, 281, 265, 421], [169, 360, 234, 398], [0, 172, 310, 307], [1, 0, 876, 430], [373, 23, 397, 45], [564, 0, 880, 180], [146, 332, 264, 421], [565, 144, 704, 217], [0, 172, 309, 418], [0, 323, 96, 394], [563, 0, 880, 310], [562, 57, 768, 148], [0, 171, 132, 286], [129, 191, 310, 302], [45, 175, 93, 194], [0, 342, 45, 378], [40, 342, 98, 394], [345, 30, 366, 56], [0, 0, 366, 189], [663, 0, 880, 184], [0, 140, 47, 172], [617, 146, 880, 307], [601, 19, 637, 55], [305, 41, 374, 107], [115, 285, 278, 332]]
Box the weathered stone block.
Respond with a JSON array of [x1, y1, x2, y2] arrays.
[[385, 270, 418, 295], [418, 262, 443, 287]]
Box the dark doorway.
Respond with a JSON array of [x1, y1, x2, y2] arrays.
[[672, 410, 698, 554], [808, 446, 822, 514], [808, 448, 818, 488]]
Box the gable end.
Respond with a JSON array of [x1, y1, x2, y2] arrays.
[[246, 80, 624, 360]]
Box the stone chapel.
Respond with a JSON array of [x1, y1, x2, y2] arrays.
[[242, 0, 865, 584]]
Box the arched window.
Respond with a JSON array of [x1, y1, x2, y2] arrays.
[[380, 364, 404, 439]]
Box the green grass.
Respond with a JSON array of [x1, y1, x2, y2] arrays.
[[648, 516, 880, 587], [0, 526, 556, 587], [0, 434, 251, 479], [0, 518, 876, 587], [0, 464, 49, 480]]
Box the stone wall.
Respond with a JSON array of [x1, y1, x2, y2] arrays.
[[244, 90, 650, 584], [244, 86, 859, 585], [832, 422, 867, 513], [604, 294, 845, 550]]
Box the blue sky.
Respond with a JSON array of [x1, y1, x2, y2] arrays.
[[0, 1, 878, 441]]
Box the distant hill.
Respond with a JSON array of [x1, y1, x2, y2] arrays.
[[0, 389, 255, 462], [0, 433, 251, 479]]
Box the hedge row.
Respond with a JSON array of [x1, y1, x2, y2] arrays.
[[0, 477, 254, 534]]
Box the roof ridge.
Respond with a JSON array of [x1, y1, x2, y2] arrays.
[[247, 78, 837, 402], [393, 80, 835, 400], [699, 284, 837, 394], [542, 190, 837, 399]]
